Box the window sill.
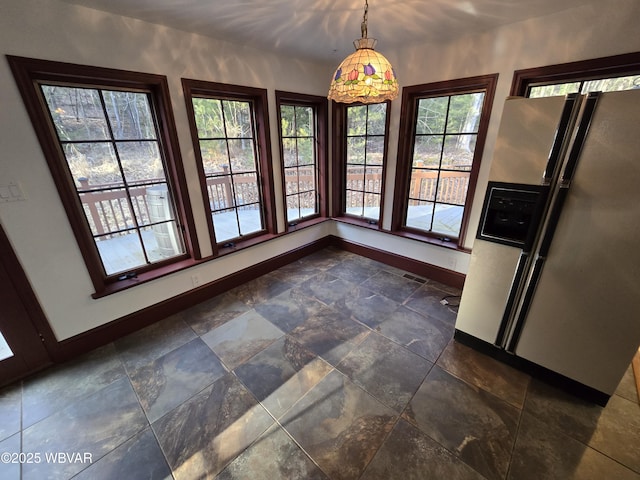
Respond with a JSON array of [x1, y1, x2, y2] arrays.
[[331, 215, 381, 230], [286, 216, 330, 232], [388, 229, 471, 253], [92, 256, 201, 299], [215, 232, 280, 257]]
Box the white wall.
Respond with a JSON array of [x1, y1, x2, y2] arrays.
[[1, 0, 639, 341]]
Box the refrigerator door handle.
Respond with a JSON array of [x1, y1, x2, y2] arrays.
[[507, 256, 545, 352], [542, 93, 580, 185], [495, 251, 530, 348], [561, 92, 600, 183], [539, 92, 600, 257]]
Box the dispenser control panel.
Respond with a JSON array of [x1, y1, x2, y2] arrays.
[[477, 182, 547, 250]]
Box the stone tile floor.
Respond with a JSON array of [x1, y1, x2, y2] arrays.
[[1, 246, 639, 479]]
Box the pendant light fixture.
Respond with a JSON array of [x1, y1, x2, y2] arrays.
[[328, 0, 399, 104]]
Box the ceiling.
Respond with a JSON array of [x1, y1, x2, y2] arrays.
[[61, 0, 594, 63]]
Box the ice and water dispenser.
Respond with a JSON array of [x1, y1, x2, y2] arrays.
[[477, 182, 547, 250]]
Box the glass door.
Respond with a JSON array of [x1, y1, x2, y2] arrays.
[[0, 332, 13, 361]]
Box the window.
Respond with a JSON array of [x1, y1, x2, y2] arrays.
[[7, 56, 196, 296], [511, 51, 640, 97], [276, 91, 328, 228], [332, 102, 389, 225], [392, 74, 498, 247], [182, 80, 275, 252]]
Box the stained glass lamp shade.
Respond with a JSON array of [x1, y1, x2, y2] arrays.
[[328, 37, 398, 104]]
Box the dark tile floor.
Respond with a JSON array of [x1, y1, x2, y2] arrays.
[[1, 246, 639, 479]]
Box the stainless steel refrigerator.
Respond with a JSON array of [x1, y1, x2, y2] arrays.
[[455, 89, 640, 400]]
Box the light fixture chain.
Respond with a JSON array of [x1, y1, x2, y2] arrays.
[[361, 0, 369, 39]]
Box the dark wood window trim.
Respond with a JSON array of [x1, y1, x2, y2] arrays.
[[275, 91, 328, 232], [511, 51, 640, 96], [330, 100, 391, 229], [6, 56, 198, 297], [182, 79, 276, 256], [391, 74, 498, 248]]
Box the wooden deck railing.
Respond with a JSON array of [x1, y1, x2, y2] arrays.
[[77, 167, 470, 236], [408, 169, 470, 205]]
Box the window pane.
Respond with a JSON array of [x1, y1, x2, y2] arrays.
[[238, 207, 263, 236], [117, 141, 165, 185], [297, 138, 314, 165], [206, 176, 233, 210], [199, 140, 229, 175], [299, 166, 316, 194], [278, 95, 323, 228], [145, 183, 177, 228], [79, 190, 136, 235], [104, 91, 156, 140], [287, 194, 300, 222], [343, 103, 387, 221], [299, 190, 316, 217], [96, 229, 146, 275], [413, 136, 443, 168], [446, 93, 484, 133], [366, 103, 387, 135], [436, 171, 470, 206], [283, 138, 297, 167], [366, 137, 385, 165], [212, 210, 239, 243], [295, 106, 313, 135], [442, 135, 476, 169], [416, 97, 447, 134], [347, 137, 366, 164], [408, 169, 437, 202], [41, 86, 109, 141], [363, 193, 381, 220], [192, 98, 224, 138], [582, 75, 640, 92], [284, 167, 299, 194], [364, 167, 383, 194], [432, 204, 464, 237], [346, 165, 365, 190], [406, 200, 434, 231], [528, 82, 580, 98], [84, 188, 135, 234], [345, 190, 364, 217], [64, 143, 122, 188], [233, 172, 260, 207], [223, 100, 253, 138], [280, 105, 295, 137], [228, 139, 256, 172], [347, 106, 367, 135], [142, 222, 184, 263]]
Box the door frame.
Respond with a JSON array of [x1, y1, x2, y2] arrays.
[[0, 223, 56, 386]]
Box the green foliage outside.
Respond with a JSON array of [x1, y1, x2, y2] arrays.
[[42, 85, 165, 186], [528, 75, 640, 98], [413, 92, 483, 170]]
